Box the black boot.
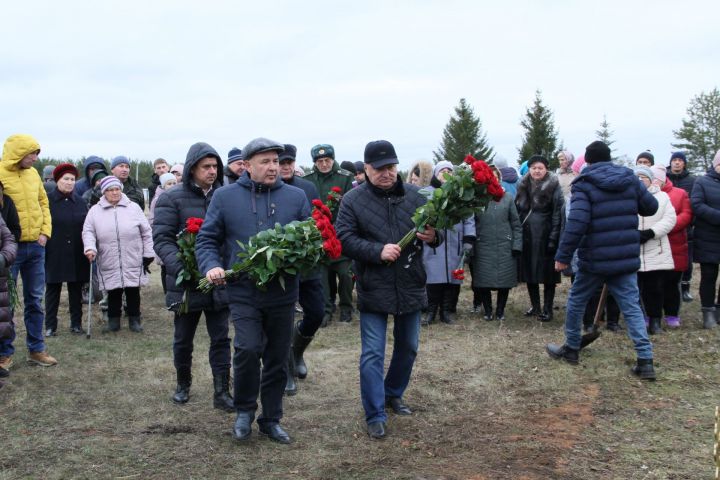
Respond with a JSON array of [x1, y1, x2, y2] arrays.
[[128, 315, 144, 333], [545, 343, 579, 365], [539, 284, 555, 322], [702, 307, 717, 329], [423, 284, 443, 326], [647, 317, 663, 335], [232, 411, 254, 441], [631, 358, 656, 381], [439, 288, 456, 324], [213, 371, 234, 412], [172, 367, 191, 404], [495, 289, 509, 321], [284, 353, 297, 396], [525, 284, 541, 317], [103, 316, 121, 333], [421, 304, 438, 326], [681, 282, 693, 302], [291, 323, 314, 379]]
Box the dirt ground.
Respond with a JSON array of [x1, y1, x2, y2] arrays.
[[0, 274, 718, 479]]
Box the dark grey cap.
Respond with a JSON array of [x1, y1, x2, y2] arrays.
[[242, 138, 284, 160]]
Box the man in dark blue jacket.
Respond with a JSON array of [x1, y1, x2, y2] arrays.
[[547, 141, 659, 380], [196, 138, 310, 445]]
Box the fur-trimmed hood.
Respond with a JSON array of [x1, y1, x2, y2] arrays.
[[408, 160, 433, 187]]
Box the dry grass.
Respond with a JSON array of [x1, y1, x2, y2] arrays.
[[0, 275, 718, 479]]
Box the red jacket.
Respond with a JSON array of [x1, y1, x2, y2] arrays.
[[662, 179, 692, 271]]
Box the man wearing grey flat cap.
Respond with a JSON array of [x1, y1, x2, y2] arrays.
[[196, 137, 310, 445]]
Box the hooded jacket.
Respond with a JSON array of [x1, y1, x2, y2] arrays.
[[75, 156, 107, 196], [556, 162, 658, 275], [661, 179, 692, 271], [0, 135, 51, 242], [195, 172, 311, 307], [408, 161, 433, 188], [153, 142, 228, 312]]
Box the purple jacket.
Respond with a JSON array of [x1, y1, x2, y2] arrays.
[[82, 193, 153, 290]]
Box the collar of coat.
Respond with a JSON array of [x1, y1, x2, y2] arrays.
[[366, 176, 405, 197], [516, 172, 559, 212]]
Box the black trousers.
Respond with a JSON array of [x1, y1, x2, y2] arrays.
[[662, 270, 683, 316], [45, 281, 83, 331], [296, 277, 325, 338], [230, 302, 294, 424], [107, 287, 140, 318], [637, 271, 666, 318], [699, 263, 720, 308], [173, 308, 231, 375], [681, 240, 693, 283]]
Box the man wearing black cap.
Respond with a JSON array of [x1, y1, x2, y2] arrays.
[[224, 147, 245, 184], [636, 151, 655, 167], [196, 137, 310, 444], [354, 161, 365, 185], [304, 144, 355, 325], [666, 151, 697, 301], [336, 140, 442, 439], [548, 140, 659, 380], [278, 144, 324, 396]]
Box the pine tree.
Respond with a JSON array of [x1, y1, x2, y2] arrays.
[[433, 98, 494, 165], [595, 115, 616, 159], [518, 90, 559, 169], [672, 87, 720, 170]]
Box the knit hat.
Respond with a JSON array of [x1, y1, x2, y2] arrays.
[[159, 172, 176, 187], [99, 175, 122, 194], [433, 160, 454, 179], [91, 169, 109, 186], [713, 149, 720, 168], [278, 144, 297, 163], [311, 144, 335, 161], [42, 165, 55, 180], [670, 151, 687, 164], [650, 165, 666, 183], [634, 165, 654, 181], [340, 161, 356, 174], [636, 151, 655, 165], [52, 163, 79, 183], [527, 155, 549, 168], [493, 154, 508, 169], [110, 155, 130, 170], [571, 155, 586, 174], [585, 141, 611, 164], [227, 148, 244, 164]]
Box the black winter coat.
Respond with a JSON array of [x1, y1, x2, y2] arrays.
[[153, 143, 228, 312], [515, 173, 564, 284], [335, 178, 443, 315], [691, 168, 720, 264], [0, 217, 17, 324], [0, 194, 21, 242], [45, 189, 90, 284]]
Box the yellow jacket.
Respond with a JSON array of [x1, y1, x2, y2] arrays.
[[0, 134, 51, 241]]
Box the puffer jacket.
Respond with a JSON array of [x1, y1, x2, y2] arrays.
[[0, 217, 18, 324], [691, 168, 720, 264], [336, 178, 443, 315], [556, 162, 658, 275], [662, 179, 692, 271], [196, 173, 310, 308], [472, 192, 523, 288], [638, 186, 676, 272], [82, 193, 153, 290], [153, 142, 228, 312], [0, 134, 51, 242]]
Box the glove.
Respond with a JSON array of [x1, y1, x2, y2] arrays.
[[512, 250, 522, 258], [639, 229, 654, 244], [143, 257, 154, 274]]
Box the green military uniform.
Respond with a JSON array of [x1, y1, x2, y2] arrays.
[[304, 145, 355, 324]]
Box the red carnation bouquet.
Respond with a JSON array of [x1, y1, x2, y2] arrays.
[[176, 217, 205, 313], [397, 155, 503, 251], [198, 201, 342, 292]]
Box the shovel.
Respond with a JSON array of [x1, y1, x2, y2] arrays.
[[87, 260, 94, 339], [580, 283, 608, 349]]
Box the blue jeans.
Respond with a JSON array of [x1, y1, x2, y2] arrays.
[[359, 310, 420, 424], [565, 270, 653, 359], [0, 242, 46, 356]]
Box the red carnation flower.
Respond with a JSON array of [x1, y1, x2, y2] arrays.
[[452, 268, 465, 280], [331, 186, 342, 194]]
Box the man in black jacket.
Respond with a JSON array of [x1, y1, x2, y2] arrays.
[[152, 142, 233, 413], [666, 151, 697, 301], [148, 158, 170, 207], [336, 140, 442, 440]]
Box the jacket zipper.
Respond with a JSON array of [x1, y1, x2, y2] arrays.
[[114, 206, 125, 288]]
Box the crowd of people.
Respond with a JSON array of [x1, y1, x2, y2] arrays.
[[1, 131, 720, 443]]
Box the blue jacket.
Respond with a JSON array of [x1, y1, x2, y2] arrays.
[[195, 173, 310, 307], [555, 162, 658, 275], [75, 156, 106, 196]]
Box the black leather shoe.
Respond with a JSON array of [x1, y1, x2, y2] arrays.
[[339, 309, 352, 323], [386, 397, 412, 415], [630, 358, 656, 381], [69, 326, 84, 334], [259, 422, 291, 444], [524, 307, 540, 317], [367, 421, 386, 439], [545, 343, 579, 365], [232, 412, 254, 441]]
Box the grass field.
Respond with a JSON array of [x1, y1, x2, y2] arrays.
[[1, 274, 718, 479]]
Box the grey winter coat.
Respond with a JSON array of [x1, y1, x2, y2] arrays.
[[472, 192, 522, 289]]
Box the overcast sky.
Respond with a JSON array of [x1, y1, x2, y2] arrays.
[[1, 0, 718, 170]]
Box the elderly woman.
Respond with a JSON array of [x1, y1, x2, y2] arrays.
[[691, 150, 720, 329], [556, 150, 576, 197], [635, 165, 676, 334], [82, 176, 154, 333], [515, 155, 564, 321], [44, 164, 90, 336], [422, 161, 475, 325]]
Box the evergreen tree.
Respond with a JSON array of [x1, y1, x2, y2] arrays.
[[672, 87, 720, 170], [595, 115, 616, 159], [518, 90, 559, 169], [433, 98, 494, 165]]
